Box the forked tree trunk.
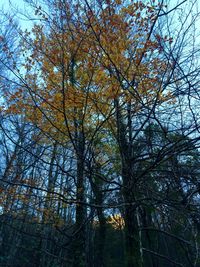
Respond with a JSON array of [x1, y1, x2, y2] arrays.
[[115, 99, 142, 267], [88, 159, 106, 267]]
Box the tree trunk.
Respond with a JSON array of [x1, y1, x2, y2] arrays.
[[123, 167, 142, 267], [115, 99, 142, 267], [87, 157, 106, 267], [72, 131, 86, 267], [95, 192, 106, 267]]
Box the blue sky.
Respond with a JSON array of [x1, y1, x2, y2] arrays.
[[1, 0, 20, 10], [1, 0, 35, 30], [1, 0, 31, 16]]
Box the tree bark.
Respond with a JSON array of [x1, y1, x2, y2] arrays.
[[115, 99, 142, 267], [72, 131, 86, 267]]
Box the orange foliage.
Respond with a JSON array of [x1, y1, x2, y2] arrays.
[[4, 0, 174, 141]]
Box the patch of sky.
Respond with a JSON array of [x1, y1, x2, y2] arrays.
[[0, 0, 43, 31]]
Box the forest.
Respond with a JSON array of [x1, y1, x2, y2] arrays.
[[0, 0, 200, 266]]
